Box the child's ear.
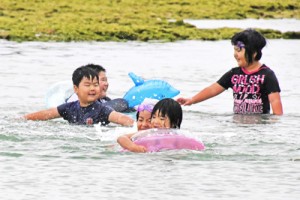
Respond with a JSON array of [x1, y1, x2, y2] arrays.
[[253, 52, 257, 59], [73, 85, 79, 94]]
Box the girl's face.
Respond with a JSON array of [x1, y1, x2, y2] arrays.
[[151, 110, 171, 128], [137, 110, 152, 131], [234, 45, 248, 67], [75, 77, 100, 106], [98, 71, 109, 98]]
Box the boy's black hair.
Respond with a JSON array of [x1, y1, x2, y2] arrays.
[[84, 64, 106, 73], [72, 66, 99, 87], [231, 29, 266, 64], [151, 98, 182, 129]]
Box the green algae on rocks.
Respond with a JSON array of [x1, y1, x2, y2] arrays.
[[0, 0, 299, 42]]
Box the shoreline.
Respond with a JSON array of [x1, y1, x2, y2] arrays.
[[184, 18, 300, 32]]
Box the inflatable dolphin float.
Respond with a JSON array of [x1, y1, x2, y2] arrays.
[[123, 72, 180, 108]]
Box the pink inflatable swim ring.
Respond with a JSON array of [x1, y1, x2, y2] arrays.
[[131, 128, 205, 152]]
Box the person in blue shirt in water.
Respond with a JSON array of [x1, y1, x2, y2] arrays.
[[66, 64, 129, 112], [23, 66, 134, 126]]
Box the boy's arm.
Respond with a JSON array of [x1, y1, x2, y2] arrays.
[[117, 133, 147, 153], [269, 92, 283, 115], [108, 111, 134, 126], [23, 107, 61, 121]]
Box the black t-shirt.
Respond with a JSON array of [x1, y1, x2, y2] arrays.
[[57, 100, 114, 125], [217, 64, 281, 114]]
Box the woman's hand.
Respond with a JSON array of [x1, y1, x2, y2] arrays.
[[176, 97, 193, 106]]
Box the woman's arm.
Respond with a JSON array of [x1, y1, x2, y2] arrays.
[[268, 92, 283, 115], [177, 82, 225, 105]]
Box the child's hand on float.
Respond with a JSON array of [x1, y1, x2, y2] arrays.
[[131, 144, 147, 153]]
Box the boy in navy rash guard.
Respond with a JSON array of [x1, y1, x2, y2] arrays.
[[65, 64, 129, 113], [23, 67, 134, 126]]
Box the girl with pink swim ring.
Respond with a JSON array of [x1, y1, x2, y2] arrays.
[[118, 98, 184, 153]]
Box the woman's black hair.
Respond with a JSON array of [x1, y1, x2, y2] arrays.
[[231, 29, 266, 64], [151, 98, 182, 129]]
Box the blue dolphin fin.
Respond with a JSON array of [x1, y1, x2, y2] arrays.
[[128, 72, 144, 86]]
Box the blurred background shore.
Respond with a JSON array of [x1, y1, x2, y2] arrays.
[[0, 0, 299, 42]]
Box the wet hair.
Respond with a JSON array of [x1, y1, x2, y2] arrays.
[[136, 110, 141, 121], [84, 64, 106, 73], [231, 29, 266, 64], [72, 66, 99, 87], [151, 98, 182, 129]]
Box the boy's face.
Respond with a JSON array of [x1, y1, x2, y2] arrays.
[[74, 76, 100, 106], [99, 71, 109, 98]]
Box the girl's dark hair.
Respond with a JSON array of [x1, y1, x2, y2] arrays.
[[72, 66, 99, 87], [151, 98, 182, 129], [231, 29, 266, 64]]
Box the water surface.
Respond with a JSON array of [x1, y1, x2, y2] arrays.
[[0, 39, 299, 200]]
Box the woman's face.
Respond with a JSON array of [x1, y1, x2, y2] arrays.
[[234, 45, 248, 67], [137, 110, 152, 131], [151, 110, 171, 128]]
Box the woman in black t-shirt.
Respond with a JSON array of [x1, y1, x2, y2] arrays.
[[177, 29, 283, 115]]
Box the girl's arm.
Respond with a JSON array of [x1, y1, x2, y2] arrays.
[[177, 82, 225, 105], [108, 111, 134, 126], [268, 92, 283, 115], [117, 133, 147, 153], [23, 107, 60, 120]]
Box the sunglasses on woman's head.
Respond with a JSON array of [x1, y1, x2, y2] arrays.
[[137, 104, 154, 112]]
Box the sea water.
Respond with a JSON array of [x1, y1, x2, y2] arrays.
[[0, 38, 299, 200]]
